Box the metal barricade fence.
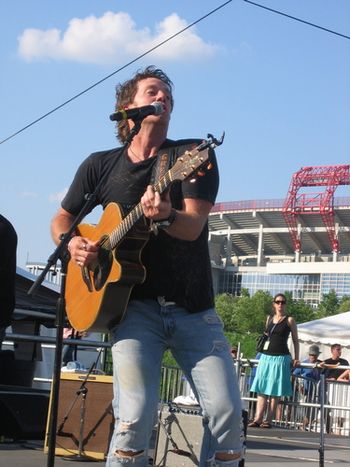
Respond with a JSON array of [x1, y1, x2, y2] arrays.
[[158, 360, 350, 437], [4, 331, 350, 436]]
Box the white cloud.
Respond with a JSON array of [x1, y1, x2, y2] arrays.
[[18, 11, 218, 64], [49, 188, 68, 203]]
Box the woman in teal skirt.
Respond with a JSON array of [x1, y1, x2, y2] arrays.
[[248, 293, 299, 428]]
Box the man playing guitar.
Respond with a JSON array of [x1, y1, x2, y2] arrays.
[[51, 66, 242, 466]]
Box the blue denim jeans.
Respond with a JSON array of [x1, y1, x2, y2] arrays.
[[106, 299, 242, 466]]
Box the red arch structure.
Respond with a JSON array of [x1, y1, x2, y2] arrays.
[[282, 165, 350, 253]]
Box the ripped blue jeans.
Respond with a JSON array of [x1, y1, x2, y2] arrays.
[[106, 299, 242, 466]]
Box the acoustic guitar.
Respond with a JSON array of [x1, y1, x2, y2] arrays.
[[65, 135, 223, 332]]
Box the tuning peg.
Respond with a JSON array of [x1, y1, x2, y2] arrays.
[[189, 178, 197, 184], [207, 162, 213, 170], [197, 170, 205, 177]]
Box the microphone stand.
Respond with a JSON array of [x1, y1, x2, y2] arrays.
[[313, 362, 338, 467], [318, 373, 326, 467], [58, 354, 102, 462], [27, 121, 143, 467]]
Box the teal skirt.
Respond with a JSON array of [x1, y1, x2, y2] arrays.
[[250, 354, 292, 397]]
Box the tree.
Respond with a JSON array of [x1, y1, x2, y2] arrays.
[[215, 293, 238, 332], [237, 290, 273, 334], [284, 295, 314, 324], [216, 291, 274, 358], [316, 290, 339, 318], [337, 296, 350, 314]]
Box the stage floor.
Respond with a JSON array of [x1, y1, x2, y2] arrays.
[[1, 426, 350, 466]]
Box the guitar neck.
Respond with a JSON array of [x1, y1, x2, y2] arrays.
[[107, 169, 173, 250]]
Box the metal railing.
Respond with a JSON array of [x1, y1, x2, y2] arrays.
[[158, 360, 350, 437], [4, 331, 350, 436]]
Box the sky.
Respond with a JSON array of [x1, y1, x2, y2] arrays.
[[1, 0, 349, 269]]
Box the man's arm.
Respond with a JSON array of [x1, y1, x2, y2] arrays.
[[163, 198, 212, 241], [51, 207, 76, 245], [337, 369, 350, 381]]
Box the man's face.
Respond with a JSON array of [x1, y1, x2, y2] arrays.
[[331, 346, 342, 359], [309, 354, 318, 363], [130, 77, 172, 127]]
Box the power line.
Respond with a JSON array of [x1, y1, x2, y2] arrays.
[[2, 0, 348, 146], [0, 0, 232, 146], [243, 0, 350, 40]]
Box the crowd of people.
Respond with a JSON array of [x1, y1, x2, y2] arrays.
[[245, 329, 349, 430], [226, 293, 350, 431]]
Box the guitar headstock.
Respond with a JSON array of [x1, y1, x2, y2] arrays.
[[169, 132, 224, 183], [170, 148, 209, 182]]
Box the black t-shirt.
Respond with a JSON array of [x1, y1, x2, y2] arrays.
[[323, 357, 349, 379], [0, 215, 17, 327], [62, 138, 219, 312]]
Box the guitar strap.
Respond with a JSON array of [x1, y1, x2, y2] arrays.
[[150, 150, 170, 185], [147, 150, 171, 236], [150, 139, 202, 184]]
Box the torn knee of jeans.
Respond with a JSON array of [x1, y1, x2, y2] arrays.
[[215, 449, 242, 462], [114, 449, 144, 459], [113, 420, 145, 459]]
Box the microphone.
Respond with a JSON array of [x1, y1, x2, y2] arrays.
[[109, 102, 164, 122]]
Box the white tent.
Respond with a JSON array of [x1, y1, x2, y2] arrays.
[[296, 311, 350, 362]]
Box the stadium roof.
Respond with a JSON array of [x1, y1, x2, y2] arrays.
[[208, 197, 350, 257]]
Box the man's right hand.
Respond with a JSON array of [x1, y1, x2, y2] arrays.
[[67, 236, 99, 267]]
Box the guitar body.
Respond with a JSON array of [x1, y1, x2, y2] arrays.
[[65, 202, 149, 332]]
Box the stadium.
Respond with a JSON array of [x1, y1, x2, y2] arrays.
[[208, 164, 350, 306]]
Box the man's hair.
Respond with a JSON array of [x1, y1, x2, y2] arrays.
[[331, 343, 341, 350], [114, 65, 174, 143]]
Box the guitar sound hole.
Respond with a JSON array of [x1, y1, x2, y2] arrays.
[[93, 247, 112, 291]]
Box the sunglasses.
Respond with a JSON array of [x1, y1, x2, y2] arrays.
[[274, 300, 286, 305]]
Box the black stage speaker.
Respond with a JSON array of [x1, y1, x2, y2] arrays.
[[0, 385, 49, 439], [44, 373, 114, 460], [154, 404, 247, 467], [0, 350, 36, 387]]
